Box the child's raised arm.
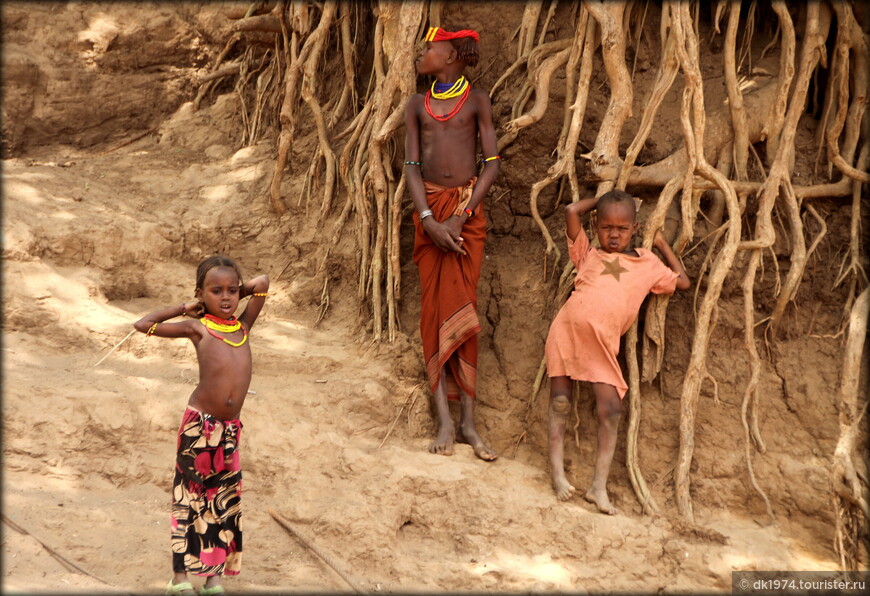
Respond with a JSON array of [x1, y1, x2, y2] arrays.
[[133, 302, 200, 339], [238, 274, 270, 329], [653, 230, 690, 291], [565, 196, 601, 242]]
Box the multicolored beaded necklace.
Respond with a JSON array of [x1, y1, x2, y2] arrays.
[[425, 76, 471, 121], [431, 76, 468, 99], [200, 314, 248, 348]]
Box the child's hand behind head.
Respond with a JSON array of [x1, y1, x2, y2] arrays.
[[183, 300, 205, 319]]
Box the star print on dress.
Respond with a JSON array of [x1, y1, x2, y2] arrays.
[[600, 257, 630, 281]]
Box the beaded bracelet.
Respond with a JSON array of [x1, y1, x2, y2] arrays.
[[146, 322, 158, 336], [464, 207, 474, 217], [483, 155, 501, 162], [252, 292, 268, 297], [404, 161, 422, 166]]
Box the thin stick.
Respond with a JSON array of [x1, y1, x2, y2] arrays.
[[94, 329, 136, 367], [379, 383, 423, 449], [95, 129, 155, 156], [2, 513, 134, 594], [268, 509, 366, 593], [511, 430, 527, 459]]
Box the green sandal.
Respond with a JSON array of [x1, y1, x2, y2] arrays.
[[199, 586, 226, 595], [165, 580, 195, 595]]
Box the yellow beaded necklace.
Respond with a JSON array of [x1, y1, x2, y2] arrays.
[[430, 76, 469, 100], [200, 314, 248, 348]]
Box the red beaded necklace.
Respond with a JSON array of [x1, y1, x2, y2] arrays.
[[424, 85, 471, 122], [203, 313, 238, 327]]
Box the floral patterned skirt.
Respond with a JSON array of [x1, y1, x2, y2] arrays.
[[171, 407, 243, 576]]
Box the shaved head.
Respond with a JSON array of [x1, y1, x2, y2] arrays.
[[597, 189, 637, 222]]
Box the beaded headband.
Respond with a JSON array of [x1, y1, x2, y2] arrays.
[[423, 27, 480, 43]]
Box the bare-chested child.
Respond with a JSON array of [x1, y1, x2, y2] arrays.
[[404, 26, 499, 461], [133, 255, 269, 595], [545, 190, 690, 514]]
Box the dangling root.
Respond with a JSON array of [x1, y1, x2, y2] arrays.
[[584, 1, 634, 195], [831, 287, 870, 571], [718, 0, 750, 181], [833, 144, 870, 293], [670, 1, 743, 522], [625, 322, 660, 515], [522, 11, 595, 273]]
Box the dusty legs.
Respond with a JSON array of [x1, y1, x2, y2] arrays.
[[548, 378, 622, 513], [456, 389, 498, 461], [428, 358, 497, 461], [428, 367, 455, 456], [548, 376, 576, 500], [583, 382, 622, 514]]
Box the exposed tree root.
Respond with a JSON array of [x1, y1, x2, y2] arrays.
[[625, 322, 660, 515], [669, 0, 745, 522], [720, 0, 750, 181], [263, 3, 333, 215], [617, 14, 680, 190], [349, 2, 423, 342], [584, 1, 633, 195], [762, 1, 794, 162], [523, 12, 595, 270], [831, 287, 869, 571], [834, 145, 869, 293]]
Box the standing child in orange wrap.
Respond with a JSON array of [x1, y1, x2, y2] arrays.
[[545, 190, 690, 513], [404, 26, 499, 461]]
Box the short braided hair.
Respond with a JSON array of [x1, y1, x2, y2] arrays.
[[195, 255, 243, 292], [449, 36, 479, 67]]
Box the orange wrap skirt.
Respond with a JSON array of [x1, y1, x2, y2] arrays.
[[413, 179, 484, 400]]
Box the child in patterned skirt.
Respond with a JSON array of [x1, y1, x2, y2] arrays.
[[134, 255, 269, 595]]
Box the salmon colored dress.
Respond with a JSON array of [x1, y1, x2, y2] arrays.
[[545, 230, 679, 398]]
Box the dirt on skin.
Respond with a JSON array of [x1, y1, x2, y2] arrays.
[[3, 2, 866, 593]]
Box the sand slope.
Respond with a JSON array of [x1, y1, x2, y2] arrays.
[[2, 134, 841, 592]]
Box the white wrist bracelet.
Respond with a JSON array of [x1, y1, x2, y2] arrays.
[[419, 209, 433, 221]]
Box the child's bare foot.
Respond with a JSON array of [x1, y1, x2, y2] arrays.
[[584, 487, 618, 515], [552, 472, 576, 501], [457, 426, 498, 461], [428, 425, 455, 455]]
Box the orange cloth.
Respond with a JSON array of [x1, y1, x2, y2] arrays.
[[413, 178, 484, 400], [545, 230, 679, 398]]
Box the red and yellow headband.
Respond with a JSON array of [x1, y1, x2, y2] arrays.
[[423, 27, 480, 43]]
